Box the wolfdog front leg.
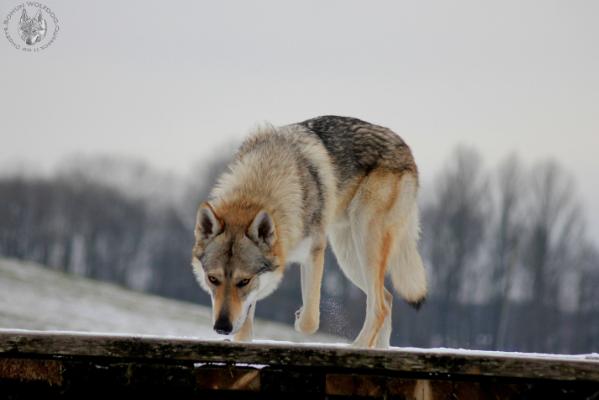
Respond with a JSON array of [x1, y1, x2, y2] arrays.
[[295, 238, 326, 334]]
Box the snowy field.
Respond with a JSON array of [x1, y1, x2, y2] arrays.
[[0, 258, 341, 343]]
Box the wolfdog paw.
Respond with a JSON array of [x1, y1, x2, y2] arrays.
[[294, 307, 319, 334]]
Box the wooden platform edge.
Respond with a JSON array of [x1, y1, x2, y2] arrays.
[[0, 329, 597, 382]]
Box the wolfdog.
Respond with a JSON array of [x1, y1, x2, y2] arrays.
[[191, 116, 427, 348]]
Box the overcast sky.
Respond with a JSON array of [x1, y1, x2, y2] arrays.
[[1, 0, 598, 234]]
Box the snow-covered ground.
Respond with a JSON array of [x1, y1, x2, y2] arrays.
[[0, 258, 341, 343]]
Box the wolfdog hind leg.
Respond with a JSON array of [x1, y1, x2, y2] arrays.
[[330, 216, 393, 348], [349, 172, 398, 348]]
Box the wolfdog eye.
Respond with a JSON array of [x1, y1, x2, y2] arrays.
[[207, 276, 220, 286], [236, 278, 251, 288]]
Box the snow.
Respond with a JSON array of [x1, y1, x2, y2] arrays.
[[392, 347, 599, 363], [248, 343, 598, 363], [0, 258, 341, 343]]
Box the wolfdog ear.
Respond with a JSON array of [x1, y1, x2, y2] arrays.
[[20, 9, 29, 23], [248, 210, 276, 248], [36, 10, 43, 22], [195, 202, 223, 242]]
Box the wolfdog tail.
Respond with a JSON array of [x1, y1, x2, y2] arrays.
[[388, 174, 428, 309]]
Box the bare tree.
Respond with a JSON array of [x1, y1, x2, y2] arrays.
[[491, 154, 526, 348], [575, 245, 599, 352], [422, 147, 490, 345], [524, 161, 582, 351]]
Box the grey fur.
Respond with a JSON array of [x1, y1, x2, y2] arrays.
[[200, 233, 275, 278], [297, 115, 417, 187], [233, 129, 328, 240], [295, 150, 324, 237]]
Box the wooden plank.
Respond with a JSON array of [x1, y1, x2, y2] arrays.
[[1, 358, 597, 399], [0, 330, 598, 382], [0, 358, 63, 386], [195, 367, 260, 391], [324, 374, 599, 399], [325, 374, 521, 399]]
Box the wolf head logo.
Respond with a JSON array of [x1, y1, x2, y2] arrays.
[[19, 9, 47, 46]]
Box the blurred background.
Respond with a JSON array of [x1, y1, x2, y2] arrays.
[[1, 0, 598, 353]]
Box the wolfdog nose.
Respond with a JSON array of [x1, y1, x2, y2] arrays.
[[213, 317, 233, 335]]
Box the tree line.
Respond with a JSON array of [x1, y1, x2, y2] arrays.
[[0, 150, 597, 353]]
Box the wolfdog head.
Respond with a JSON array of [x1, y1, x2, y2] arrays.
[[191, 202, 284, 336], [19, 9, 47, 46]]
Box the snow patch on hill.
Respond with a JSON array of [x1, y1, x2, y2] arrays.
[[0, 258, 341, 343]]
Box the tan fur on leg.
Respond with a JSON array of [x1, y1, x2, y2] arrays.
[[366, 230, 393, 348], [375, 289, 393, 348], [348, 171, 401, 348], [295, 239, 326, 334]]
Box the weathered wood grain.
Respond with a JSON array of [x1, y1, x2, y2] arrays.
[[0, 330, 597, 382], [0, 358, 63, 386]]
